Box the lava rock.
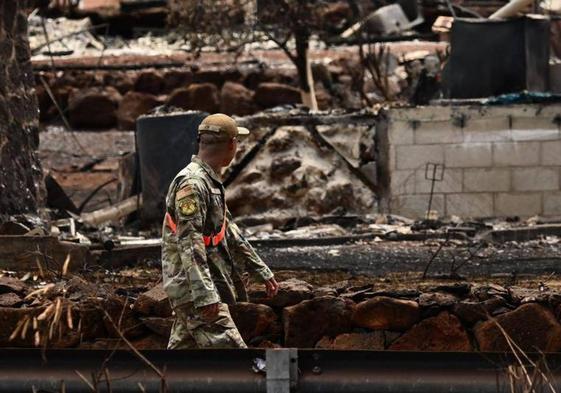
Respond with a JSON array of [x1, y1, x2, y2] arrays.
[[0, 276, 28, 295], [68, 87, 121, 129], [166, 83, 219, 113], [230, 302, 280, 344], [117, 91, 160, 130], [163, 69, 193, 92], [474, 303, 561, 352], [254, 82, 301, 108], [77, 298, 109, 340], [0, 292, 22, 307], [452, 297, 509, 325], [389, 312, 472, 351], [283, 296, 353, 348], [133, 284, 172, 318], [0, 307, 44, 346], [141, 317, 173, 338], [418, 292, 458, 309], [134, 71, 165, 95], [316, 332, 385, 350], [220, 82, 256, 116], [104, 296, 147, 339], [250, 278, 313, 308], [352, 296, 420, 331]]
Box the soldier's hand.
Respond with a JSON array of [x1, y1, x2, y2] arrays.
[[265, 277, 279, 298], [199, 302, 219, 321]]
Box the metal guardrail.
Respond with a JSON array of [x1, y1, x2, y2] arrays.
[[1, 349, 561, 393]]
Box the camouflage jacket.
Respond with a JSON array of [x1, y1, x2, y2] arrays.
[[161, 156, 274, 309]]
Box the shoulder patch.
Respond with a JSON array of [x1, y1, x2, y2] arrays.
[[176, 185, 194, 201], [178, 197, 198, 216]]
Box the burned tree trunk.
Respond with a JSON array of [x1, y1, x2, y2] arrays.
[[294, 31, 318, 111], [0, 1, 42, 220]]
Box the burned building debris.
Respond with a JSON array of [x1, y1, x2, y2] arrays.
[[3, 0, 561, 390]]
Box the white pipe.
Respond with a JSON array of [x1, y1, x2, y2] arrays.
[[489, 0, 535, 19]]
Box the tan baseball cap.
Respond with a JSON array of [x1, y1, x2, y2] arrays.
[[198, 113, 250, 138]]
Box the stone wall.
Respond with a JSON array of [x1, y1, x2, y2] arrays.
[[377, 104, 561, 219], [0, 1, 42, 219]]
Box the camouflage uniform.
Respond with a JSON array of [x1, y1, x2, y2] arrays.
[[162, 155, 274, 349]]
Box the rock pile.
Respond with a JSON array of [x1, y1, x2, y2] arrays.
[[37, 67, 305, 130], [2, 273, 561, 352]]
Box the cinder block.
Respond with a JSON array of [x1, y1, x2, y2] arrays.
[[390, 170, 416, 195], [493, 142, 540, 166], [446, 193, 493, 218], [415, 168, 463, 193], [510, 128, 560, 142], [512, 167, 559, 191], [544, 192, 561, 216], [414, 122, 464, 145], [444, 144, 492, 168], [388, 120, 415, 145], [464, 129, 512, 143], [389, 194, 445, 219], [494, 193, 542, 217], [542, 141, 561, 166], [396, 145, 444, 170], [463, 168, 510, 192]]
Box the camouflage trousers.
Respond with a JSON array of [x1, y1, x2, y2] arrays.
[[167, 302, 247, 349]]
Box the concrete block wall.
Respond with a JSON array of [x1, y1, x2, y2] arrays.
[[377, 104, 561, 219]]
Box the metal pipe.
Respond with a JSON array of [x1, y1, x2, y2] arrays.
[[1, 349, 561, 393]]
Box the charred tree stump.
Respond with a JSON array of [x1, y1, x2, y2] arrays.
[[0, 1, 42, 220]]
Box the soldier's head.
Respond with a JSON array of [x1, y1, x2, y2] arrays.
[[197, 113, 250, 167]]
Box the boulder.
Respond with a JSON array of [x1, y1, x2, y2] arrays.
[[453, 297, 509, 325], [103, 296, 148, 339], [103, 72, 133, 94], [133, 284, 172, 318], [0, 292, 22, 307], [68, 87, 121, 129], [194, 68, 242, 86], [220, 82, 256, 116], [250, 278, 313, 308], [78, 298, 108, 340], [166, 83, 219, 113], [0, 276, 28, 295], [141, 317, 173, 338], [254, 83, 301, 108], [283, 296, 353, 348], [316, 332, 385, 350], [419, 292, 458, 309], [117, 91, 160, 130], [474, 303, 561, 352], [389, 312, 472, 351], [313, 287, 338, 298], [0, 307, 44, 346], [352, 296, 420, 331], [133, 71, 164, 94], [163, 69, 193, 92], [229, 302, 280, 344]]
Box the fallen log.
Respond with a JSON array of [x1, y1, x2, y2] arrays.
[[81, 195, 142, 227]]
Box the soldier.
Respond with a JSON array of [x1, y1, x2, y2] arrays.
[[161, 113, 279, 349]]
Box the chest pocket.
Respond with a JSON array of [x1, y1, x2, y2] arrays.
[[204, 187, 225, 235]]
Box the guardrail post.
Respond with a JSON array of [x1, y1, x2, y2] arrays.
[[266, 348, 298, 393]]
